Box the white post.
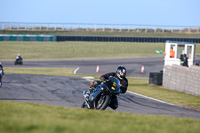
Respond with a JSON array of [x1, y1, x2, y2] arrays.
[[171, 26, 173, 33], [54, 23, 56, 30], [162, 26, 164, 33], [94, 24, 96, 31], [189, 26, 191, 33], [111, 24, 113, 32], [145, 26, 147, 33], [86, 24, 88, 31], [47, 23, 49, 30], [40, 24, 42, 31], [103, 24, 105, 32], [120, 24, 121, 32], [10, 22, 12, 30], [17, 23, 20, 30], [2, 23, 4, 30], [128, 25, 130, 32]]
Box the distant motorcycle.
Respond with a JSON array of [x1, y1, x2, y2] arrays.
[[14, 59, 23, 65], [82, 76, 121, 110], [0, 69, 3, 88]]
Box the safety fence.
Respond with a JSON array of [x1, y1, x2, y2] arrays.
[[0, 22, 200, 33], [56, 36, 200, 43], [1, 34, 200, 43]]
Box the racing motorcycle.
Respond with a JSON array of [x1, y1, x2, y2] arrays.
[[0, 69, 3, 88], [81, 76, 121, 110], [14, 58, 23, 65]]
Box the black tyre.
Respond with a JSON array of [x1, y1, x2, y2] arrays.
[[94, 95, 110, 110]]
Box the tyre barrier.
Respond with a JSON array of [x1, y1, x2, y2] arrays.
[[0, 34, 56, 41], [149, 71, 163, 85], [56, 36, 200, 43]]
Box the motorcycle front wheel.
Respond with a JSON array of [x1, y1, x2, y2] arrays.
[[94, 95, 110, 110]]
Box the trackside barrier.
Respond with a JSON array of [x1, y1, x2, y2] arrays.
[[56, 36, 200, 43], [0, 34, 56, 41]]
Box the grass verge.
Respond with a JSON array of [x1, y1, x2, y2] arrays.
[[0, 101, 200, 133], [0, 41, 165, 60]]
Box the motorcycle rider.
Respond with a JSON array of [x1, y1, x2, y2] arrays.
[[0, 62, 4, 75], [16, 53, 23, 61], [85, 66, 128, 110]]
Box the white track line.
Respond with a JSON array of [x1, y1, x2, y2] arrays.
[[127, 91, 175, 106], [73, 67, 80, 74]]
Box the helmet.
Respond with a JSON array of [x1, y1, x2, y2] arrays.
[[18, 53, 21, 56], [116, 66, 127, 79]]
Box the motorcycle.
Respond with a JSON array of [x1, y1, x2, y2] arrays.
[[14, 59, 23, 65], [81, 76, 121, 110], [0, 69, 3, 88]]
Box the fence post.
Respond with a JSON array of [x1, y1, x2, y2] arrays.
[[86, 24, 88, 31], [171, 26, 173, 33], [62, 23, 64, 31], [162, 26, 164, 33], [2, 23, 4, 30], [198, 27, 199, 33], [40, 24, 42, 31], [154, 25, 156, 33], [103, 24, 105, 32], [17, 23, 20, 30], [128, 25, 130, 32], [47, 23, 49, 30], [111, 24, 113, 32], [137, 25, 139, 32], [145, 26, 147, 33], [120, 24, 121, 32], [25, 24, 27, 30], [10, 22, 12, 30], [94, 24, 96, 31], [54, 23, 56, 30], [189, 26, 191, 33]]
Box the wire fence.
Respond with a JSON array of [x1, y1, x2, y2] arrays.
[[0, 22, 200, 33]]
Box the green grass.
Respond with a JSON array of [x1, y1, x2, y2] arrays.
[[0, 101, 199, 133], [127, 77, 200, 108], [1, 41, 199, 60], [0, 41, 166, 60]]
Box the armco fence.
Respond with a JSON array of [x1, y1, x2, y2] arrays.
[[0, 22, 200, 33]]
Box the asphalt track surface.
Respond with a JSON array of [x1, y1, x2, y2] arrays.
[[1, 57, 200, 119], [2, 57, 167, 77], [0, 73, 200, 119]]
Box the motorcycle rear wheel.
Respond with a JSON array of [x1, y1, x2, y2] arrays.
[[94, 95, 110, 110]]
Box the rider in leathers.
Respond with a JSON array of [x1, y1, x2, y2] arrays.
[[85, 66, 128, 110]]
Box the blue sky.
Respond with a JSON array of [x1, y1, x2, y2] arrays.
[[0, 0, 199, 26]]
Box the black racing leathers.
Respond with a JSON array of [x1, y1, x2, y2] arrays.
[[100, 72, 128, 94]]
